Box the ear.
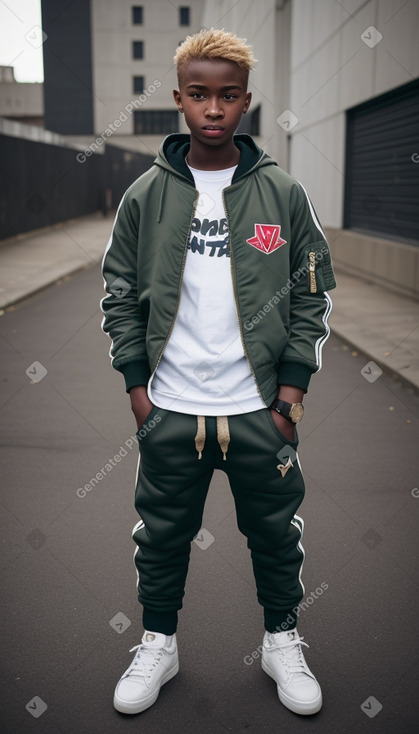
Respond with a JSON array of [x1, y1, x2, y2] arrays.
[[173, 89, 183, 112], [242, 91, 252, 114]]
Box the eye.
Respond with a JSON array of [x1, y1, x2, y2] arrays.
[[191, 92, 205, 100], [224, 94, 237, 101]]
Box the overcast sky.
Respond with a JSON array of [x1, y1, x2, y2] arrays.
[[0, 0, 44, 82]]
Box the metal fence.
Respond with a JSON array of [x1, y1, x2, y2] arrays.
[[0, 133, 154, 240]]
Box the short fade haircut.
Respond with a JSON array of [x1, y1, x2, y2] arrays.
[[174, 27, 257, 82]]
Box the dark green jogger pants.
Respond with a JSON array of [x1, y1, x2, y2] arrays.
[[132, 407, 306, 632]]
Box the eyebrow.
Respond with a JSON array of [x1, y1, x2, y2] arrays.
[[186, 84, 242, 91]]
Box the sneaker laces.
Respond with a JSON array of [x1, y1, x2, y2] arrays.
[[270, 632, 311, 678], [122, 643, 164, 683]]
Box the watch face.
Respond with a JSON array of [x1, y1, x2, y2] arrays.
[[290, 403, 304, 422]]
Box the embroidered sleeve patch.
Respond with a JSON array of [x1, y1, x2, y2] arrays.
[[246, 224, 287, 254]]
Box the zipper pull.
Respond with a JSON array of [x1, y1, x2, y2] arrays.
[[308, 251, 317, 293]]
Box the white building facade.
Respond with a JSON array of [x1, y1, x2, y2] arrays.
[[91, 0, 206, 155], [202, 0, 419, 295]]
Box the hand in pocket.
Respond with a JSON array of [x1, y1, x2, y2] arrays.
[[270, 409, 296, 442], [130, 386, 154, 429]]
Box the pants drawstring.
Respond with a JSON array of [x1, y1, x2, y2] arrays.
[[216, 415, 230, 461], [195, 415, 206, 460], [195, 416, 230, 460]]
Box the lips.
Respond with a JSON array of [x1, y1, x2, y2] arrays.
[[201, 126, 226, 138]]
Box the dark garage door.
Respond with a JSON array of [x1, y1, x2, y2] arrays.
[[344, 78, 419, 246]]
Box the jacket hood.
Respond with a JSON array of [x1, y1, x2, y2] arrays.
[[154, 133, 277, 184]]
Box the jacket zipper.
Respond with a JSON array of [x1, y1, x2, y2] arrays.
[[308, 251, 317, 293], [149, 191, 199, 379], [222, 190, 264, 401]]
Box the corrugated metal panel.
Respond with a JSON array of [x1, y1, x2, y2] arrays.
[[344, 79, 419, 246]]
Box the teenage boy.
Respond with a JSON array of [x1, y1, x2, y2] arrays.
[[101, 28, 336, 718]]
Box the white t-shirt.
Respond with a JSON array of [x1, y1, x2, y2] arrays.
[[149, 164, 264, 416]]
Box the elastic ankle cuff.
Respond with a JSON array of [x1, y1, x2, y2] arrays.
[[142, 608, 178, 635], [264, 607, 297, 633]]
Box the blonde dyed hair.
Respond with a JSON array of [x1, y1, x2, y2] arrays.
[[174, 28, 257, 79]]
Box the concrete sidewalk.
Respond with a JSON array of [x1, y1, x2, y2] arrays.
[[0, 212, 113, 310], [1, 212, 418, 390], [329, 271, 419, 391]]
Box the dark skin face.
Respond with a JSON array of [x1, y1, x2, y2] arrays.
[[173, 58, 252, 170]]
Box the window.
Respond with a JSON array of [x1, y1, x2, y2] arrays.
[[132, 6, 143, 24], [133, 75, 145, 93], [132, 41, 144, 59], [179, 7, 190, 26], [134, 110, 179, 135]]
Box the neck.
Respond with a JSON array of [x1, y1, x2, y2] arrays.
[[187, 139, 240, 170]]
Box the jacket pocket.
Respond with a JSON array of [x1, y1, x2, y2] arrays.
[[305, 241, 336, 293]]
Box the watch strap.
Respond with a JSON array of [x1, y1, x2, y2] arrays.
[[271, 398, 292, 421]]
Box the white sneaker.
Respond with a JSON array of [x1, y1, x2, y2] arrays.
[[113, 631, 179, 714], [262, 629, 322, 715]]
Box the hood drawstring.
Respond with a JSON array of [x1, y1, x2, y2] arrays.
[[194, 416, 230, 461], [157, 171, 168, 223]]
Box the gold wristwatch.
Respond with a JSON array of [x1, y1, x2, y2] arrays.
[[271, 398, 304, 423]]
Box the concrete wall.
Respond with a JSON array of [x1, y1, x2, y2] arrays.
[[288, 0, 419, 295], [288, 0, 419, 230], [325, 227, 419, 300], [0, 81, 43, 121]]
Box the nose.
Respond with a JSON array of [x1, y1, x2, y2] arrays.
[[205, 96, 223, 118]]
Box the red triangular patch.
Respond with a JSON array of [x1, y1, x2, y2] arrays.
[[246, 224, 287, 254]]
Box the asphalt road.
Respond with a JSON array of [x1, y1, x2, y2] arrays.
[[0, 263, 418, 734]]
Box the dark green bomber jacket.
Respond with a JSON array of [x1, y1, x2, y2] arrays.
[[101, 133, 336, 405]]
